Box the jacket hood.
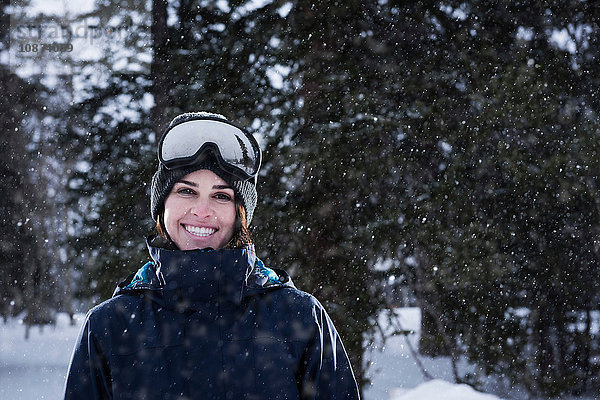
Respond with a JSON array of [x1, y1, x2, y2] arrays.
[[113, 238, 294, 310]]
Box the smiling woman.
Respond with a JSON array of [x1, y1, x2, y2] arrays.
[[63, 112, 360, 400], [162, 170, 237, 250]]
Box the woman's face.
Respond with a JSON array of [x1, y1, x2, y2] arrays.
[[163, 169, 236, 250]]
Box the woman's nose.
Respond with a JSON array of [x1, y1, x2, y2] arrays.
[[190, 198, 211, 217]]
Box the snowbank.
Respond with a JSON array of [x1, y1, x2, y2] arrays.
[[363, 307, 481, 400], [390, 379, 501, 400]]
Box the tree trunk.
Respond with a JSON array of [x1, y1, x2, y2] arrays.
[[151, 0, 170, 135]]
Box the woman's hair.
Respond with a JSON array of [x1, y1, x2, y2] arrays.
[[155, 197, 252, 249], [226, 199, 253, 248]]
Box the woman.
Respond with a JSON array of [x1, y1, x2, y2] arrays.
[[63, 112, 360, 400]]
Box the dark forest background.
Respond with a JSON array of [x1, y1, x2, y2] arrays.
[[2, 1, 600, 398]]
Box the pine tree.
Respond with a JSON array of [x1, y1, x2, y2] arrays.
[[393, 1, 600, 396], [59, 1, 154, 300], [0, 0, 63, 327], [253, 1, 413, 390]]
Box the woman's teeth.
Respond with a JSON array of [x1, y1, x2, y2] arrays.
[[184, 225, 216, 237]]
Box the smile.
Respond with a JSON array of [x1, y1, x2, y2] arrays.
[[184, 225, 216, 237]]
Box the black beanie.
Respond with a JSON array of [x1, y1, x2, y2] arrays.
[[150, 112, 258, 225]]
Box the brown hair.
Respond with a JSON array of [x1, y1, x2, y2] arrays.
[[225, 200, 252, 249], [155, 198, 252, 249]]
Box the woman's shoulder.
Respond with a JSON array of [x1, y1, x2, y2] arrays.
[[256, 284, 328, 320], [84, 291, 149, 326], [270, 285, 319, 304], [252, 286, 343, 345]]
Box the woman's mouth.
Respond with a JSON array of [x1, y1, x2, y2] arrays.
[[183, 225, 217, 237]]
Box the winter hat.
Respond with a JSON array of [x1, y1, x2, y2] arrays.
[[150, 112, 258, 225]]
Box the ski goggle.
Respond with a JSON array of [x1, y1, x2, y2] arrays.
[[158, 117, 262, 182]]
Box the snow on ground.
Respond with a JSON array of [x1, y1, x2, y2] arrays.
[[362, 307, 497, 400], [0, 313, 84, 399], [0, 309, 501, 400], [389, 379, 501, 400]]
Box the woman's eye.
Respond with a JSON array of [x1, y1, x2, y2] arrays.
[[176, 188, 195, 195], [214, 192, 232, 201]]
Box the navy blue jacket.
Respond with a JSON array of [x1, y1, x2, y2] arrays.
[[63, 241, 359, 399]]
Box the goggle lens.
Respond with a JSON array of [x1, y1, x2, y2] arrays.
[[158, 119, 261, 179]]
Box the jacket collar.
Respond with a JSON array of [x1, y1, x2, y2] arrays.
[[149, 239, 250, 310], [114, 237, 294, 311]]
